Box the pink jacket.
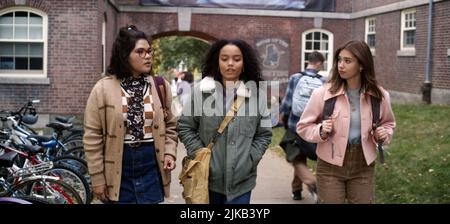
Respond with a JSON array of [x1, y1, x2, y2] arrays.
[[297, 83, 396, 166]]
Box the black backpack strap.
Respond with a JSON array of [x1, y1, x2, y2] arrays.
[[371, 96, 381, 128], [322, 97, 337, 121], [370, 95, 384, 164]]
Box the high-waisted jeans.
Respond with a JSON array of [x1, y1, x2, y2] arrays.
[[117, 142, 164, 204], [316, 144, 375, 204]]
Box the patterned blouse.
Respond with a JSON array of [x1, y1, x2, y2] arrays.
[[121, 77, 154, 143]]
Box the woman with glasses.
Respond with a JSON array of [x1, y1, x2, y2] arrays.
[[83, 25, 178, 204]]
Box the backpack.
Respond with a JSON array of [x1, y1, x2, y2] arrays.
[[322, 95, 383, 163], [291, 72, 325, 117], [281, 71, 325, 161], [292, 92, 381, 162]]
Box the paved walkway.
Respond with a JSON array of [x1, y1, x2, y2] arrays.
[[163, 142, 316, 204]]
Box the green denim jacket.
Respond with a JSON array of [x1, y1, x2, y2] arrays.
[[177, 77, 272, 201]]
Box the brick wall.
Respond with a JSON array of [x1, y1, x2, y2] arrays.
[[1, 0, 449, 116], [118, 12, 178, 37], [352, 0, 403, 12], [431, 0, 450, 89], [115, 0, 140, 5], [0, 0, 102, 114], [335, 0, 353, 13]]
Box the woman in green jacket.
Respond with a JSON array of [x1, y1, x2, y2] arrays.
[[177, 39, 272, 204]]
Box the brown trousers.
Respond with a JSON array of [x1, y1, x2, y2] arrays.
[[291, 153, 316, 193], [316, 144, 375, 204]]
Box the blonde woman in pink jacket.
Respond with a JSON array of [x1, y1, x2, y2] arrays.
[[297, 40, 396, 203]]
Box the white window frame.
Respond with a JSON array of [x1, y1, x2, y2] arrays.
[[301, 29, 333, 77], [0, 7, 48, 80], [400, 8, 416, 51], [102, 18, 106, 75], [365, 17, 376, 54]]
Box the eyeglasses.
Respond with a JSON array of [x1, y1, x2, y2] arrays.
[[134, 48, 153, 58]]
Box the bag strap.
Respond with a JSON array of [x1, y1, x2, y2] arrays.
[[153, 76, 166, 109], [206, 96, 245, 150], [153, 76, 168, 119], [322, 96, 337, 121], [370, 95, 381, 128], [370, 95, 384, 164]]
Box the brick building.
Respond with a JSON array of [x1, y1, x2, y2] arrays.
[[0, 0, 449, 122]]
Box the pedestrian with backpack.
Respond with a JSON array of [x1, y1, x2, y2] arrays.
[[279, 51, 325, 201], [297, 40, 396, 203]]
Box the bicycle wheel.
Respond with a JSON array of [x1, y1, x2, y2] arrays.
[[53, 155, 88, 176], [62, 138, 83, 151], [64, 146, 85, 161], [44, 164, 92, 204], [55, 139, 83, 157], [53, 155, 91, 193], [10, 177, 83, 204]]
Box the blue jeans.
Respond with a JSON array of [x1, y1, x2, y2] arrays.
[[117, 143, 164, 204], [209, 191, 251, 204]]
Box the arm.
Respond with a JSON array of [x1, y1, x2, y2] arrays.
[[83, 83, 106, 187], [162, 79, 178, 161], [177, 89, 205, 157], [297, 88, 327, 143], [250, 97, 273, 162], [373, 90, 396, 145], [279, 75, 297, 116]]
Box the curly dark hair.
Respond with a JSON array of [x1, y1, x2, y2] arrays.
[[107, 25, 151, 79], [202, 39, 263, 87]]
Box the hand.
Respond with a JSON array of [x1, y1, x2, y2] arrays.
[[320, 119, 333, 139], [93, 184, 109, 203], [374, 126, 388, 143], [163, 154, 176, 171]]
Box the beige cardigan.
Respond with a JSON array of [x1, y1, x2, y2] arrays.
[[83, 75, 178, 201]]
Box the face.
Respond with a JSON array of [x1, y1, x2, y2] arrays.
[[337, 49, 361, 81], [219, 44, 244, 82], [128, 39, 152, 77]]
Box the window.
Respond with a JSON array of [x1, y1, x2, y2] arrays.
[[401, 8, 416, 50], [301, 29, 333, 76], [0, 8, 47, 78], [102, 18, 106, 75], [365, 17, 376, 49]]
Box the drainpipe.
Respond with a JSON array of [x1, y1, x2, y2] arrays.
[[422, 0, 433, 104]]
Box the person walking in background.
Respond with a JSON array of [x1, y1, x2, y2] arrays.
[[83, 25, 178, 204], [297, 40, 396, 203], [279, 51, 325, 201], [177, 39, 272, 204], [177, 71, 194, 107]]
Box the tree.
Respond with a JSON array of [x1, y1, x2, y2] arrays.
[[152, 36, 210, 80]]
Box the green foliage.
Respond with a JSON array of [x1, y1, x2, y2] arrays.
[[152, 36, 209, 80]]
